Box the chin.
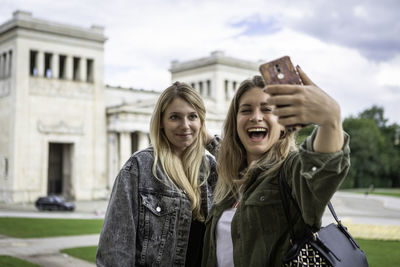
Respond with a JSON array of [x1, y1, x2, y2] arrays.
[[247, 143, 271, 154]]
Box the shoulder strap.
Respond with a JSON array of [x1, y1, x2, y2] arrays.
[[278, 168, 298, 239], [278, 168, 342, 238]]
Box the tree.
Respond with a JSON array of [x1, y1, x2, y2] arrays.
[[342, 118, 388, 188], [295, 124, 316, 146], [381, 123, 400, 187], [359, 105, 387, 128], [342, 106, 400, 188]]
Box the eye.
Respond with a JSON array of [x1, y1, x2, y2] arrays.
[[169, 114, 179, 120], [188, 113, 198, 120], [261, 106, 273, 113], [239, 109, 251, 114]]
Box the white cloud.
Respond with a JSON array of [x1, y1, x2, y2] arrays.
[[0, 0, 399, 124], [376, 55, 400, 87]]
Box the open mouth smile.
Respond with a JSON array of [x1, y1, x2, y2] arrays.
[[247, 127, 267, 141]]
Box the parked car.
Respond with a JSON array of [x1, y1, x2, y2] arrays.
[[35, 195, 75, 211]]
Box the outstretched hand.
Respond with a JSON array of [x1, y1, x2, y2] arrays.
[[264, 66, 344, 153], [264, 66, 341, 129]]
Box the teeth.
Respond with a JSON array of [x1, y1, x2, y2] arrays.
[[247, 128, 266, 133]]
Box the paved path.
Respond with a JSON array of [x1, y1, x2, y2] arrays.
[[0, 200, 106, 266], [322, 192, 400, 240], [0, 234, 99, 267]]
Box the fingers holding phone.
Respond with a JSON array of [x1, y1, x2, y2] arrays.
[[265, 85, 310, 128], [260, 56, 340, 129], [259, 56, 307, 131], [265, 78, 341, 129]]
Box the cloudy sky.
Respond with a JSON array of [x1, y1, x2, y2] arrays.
[[1, 0, 399, 124]]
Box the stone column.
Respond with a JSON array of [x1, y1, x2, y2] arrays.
[[80, 58, 86, 82], [137, 132, 149, 150], [119, 132, 132, 168], [65, 55, 73, 80], [52, 53, 59, 79], [207, 80, 212, 97], [37, 51, 44, 77], [107, 132, 119, 188], [229, 80, 234, 99]]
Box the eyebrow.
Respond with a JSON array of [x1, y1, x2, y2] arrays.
[[239, 102, 269, 108], [167, 111, 198, 115]]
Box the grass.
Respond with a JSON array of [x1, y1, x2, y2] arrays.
[[357, 239, 400, 267], [344, 188, 400, 198], [0, 255, 41, 267], [61, 245, 98, 263], [0, 217, 103, 238], [60, 239, 400, 267], [367, 191, 400, 198], [1, 217, 399, 266]]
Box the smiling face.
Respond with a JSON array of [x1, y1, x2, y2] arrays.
[[236, 87, 283, 164], [162, 97, 201, 157]]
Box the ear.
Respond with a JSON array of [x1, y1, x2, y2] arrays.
[[280, 130, 285, 139], [279, 125, 286, 139]]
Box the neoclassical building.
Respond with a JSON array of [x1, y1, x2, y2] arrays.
[[0, 11, 259, 203]]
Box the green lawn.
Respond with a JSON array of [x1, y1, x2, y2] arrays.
[[61, 245, 98, 263], [0, 255, 41, 267], [367, 191, 400, 198], [61, 239, 400, 267], [357, 239, 400, 267], [345, 188, 400, 198], [0, 217, 103, 238], [1, 217, 399, 267]]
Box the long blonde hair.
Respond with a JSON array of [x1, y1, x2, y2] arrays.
[[214, 76, 297, 204], [150, 82, 209, 221]]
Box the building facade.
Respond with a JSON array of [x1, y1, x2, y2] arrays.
[[0, 11, 259, 203]]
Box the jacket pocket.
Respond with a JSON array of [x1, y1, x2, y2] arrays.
[[244, 188, 286, 234], [138, 193, 179, 266], [141, 193, 178, 216]]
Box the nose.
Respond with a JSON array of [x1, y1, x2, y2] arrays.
[[250, 109, 263, 122], [181, 118, 190, 129]]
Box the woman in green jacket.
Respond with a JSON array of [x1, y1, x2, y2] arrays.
[[201, 67, 350, 267]]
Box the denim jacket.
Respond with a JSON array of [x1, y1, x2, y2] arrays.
[[96, 147, 217, 267]]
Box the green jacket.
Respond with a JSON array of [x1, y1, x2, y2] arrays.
[[202, 131, 351, 267]]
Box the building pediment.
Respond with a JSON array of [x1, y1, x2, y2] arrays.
[[170, 50, 259, 73], [0, 11, 107, 43], [106, 98, 157, 116]]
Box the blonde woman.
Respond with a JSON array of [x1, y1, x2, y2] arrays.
[[202, 69, 350, 266], [97, 82, 219, 267]]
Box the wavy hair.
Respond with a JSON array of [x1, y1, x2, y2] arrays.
[[150, 82, 209, 221], [214, 75, 297, 204]]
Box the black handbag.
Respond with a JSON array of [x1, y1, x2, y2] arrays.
[[278, 169, 369, 267]]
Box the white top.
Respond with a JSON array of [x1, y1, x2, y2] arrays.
[[216, 208, 236, 267]]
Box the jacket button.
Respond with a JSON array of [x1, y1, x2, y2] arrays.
[[311, 166, 317, 172], [156, 206, 161, 212], [259, 196, 265, 201]]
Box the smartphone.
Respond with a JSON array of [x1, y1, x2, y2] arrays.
[[259, 56, 305, 132], [259, 56, 302, 85]]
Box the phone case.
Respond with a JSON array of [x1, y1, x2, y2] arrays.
[[259, 56, 305, 132], [259, 56, 302, 85]]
